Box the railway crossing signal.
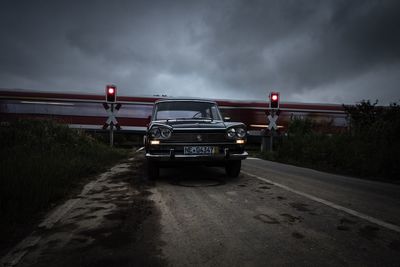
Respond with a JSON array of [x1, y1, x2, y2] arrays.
[[103, 85, 121, 147], [106, 84, 117, 103], [103, 103, 122, 130], [269, 92, 280, 109], [261, 92, 281, 153], [267, 113, 278, 130], [267, 91, 280, 129]]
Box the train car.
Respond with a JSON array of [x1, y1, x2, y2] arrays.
[[0, 89, 347, 137], [217, 99, 347, 135], [0, 89, 155, 133]]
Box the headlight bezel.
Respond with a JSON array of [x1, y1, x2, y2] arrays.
[[236, 128, 246, 138], [227, 128, 236, 138], [226, 126, 247, 139], [149, 125, 172, 140], [160, 127, 172, 139], [150, 127, 161, 138]]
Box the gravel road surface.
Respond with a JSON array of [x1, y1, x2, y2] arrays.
[[2, 154, 400, 267]]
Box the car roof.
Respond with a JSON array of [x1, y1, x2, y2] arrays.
[[154, 98, 218, 105]]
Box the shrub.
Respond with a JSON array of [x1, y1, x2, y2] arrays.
[[264, 101, 400, 180]]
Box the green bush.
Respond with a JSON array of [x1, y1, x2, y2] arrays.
[[263, 101, 400, 180], [0, 119, 128, 223]]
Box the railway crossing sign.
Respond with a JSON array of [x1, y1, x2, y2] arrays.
[[262, 91, 281, 153], [103, 103, 122, 130], [267, 113, 279, 130]]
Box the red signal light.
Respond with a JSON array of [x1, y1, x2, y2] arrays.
[[269, 92, 280, 109], [106, 85, 117, 102]]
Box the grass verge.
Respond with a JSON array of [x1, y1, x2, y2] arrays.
[[0, 119, 129, 254], [255, 115, 399, 182], [254, 101, 400, 182]]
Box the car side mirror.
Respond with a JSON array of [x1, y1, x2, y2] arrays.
[[223, 117, 231, 122], [146, 115, 152, 125]]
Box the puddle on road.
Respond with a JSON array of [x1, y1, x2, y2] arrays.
[[292, 231, 305, 239], [254, 214, 280, 224], [337, 225, 351, 231], [172, 178, 226, 187], [280, 213, 303, 224], [358, 225, 380, 240], [252, 189, 265, 193], [337, 217, 357, 231], [289, 202, 311, 212], [388, 240, 400, 251], [259, 186, 271, 190]]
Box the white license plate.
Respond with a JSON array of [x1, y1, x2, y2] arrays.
[[184, 146, 214, 155]]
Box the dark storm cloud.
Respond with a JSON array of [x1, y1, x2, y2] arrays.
[[203, 0, 400, 102], [0, 0, 399, 104]]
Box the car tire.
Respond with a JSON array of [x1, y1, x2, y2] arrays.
[[225, 160, 241, 178], [147, 160, 159, 180]]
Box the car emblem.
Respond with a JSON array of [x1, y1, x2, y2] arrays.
[[196, 134, 202, 141]]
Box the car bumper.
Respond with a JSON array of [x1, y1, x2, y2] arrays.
[[146, 151, 248, 161]]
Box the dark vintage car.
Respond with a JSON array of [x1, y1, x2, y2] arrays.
[[144, 99, 248, 179]]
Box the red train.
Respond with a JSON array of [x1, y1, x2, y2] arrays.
[[0, 89, 347, 136]]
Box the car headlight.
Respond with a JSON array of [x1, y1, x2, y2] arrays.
[[227, 128, 236, 138], [150, 127, 161, 138], [160, 128, 172, 139], [150, 126, 172, 139], [236, 128, 246, 138]]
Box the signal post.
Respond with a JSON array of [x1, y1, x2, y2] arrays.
[[103, 84, 120, 147], [261, 92, 280, 152]]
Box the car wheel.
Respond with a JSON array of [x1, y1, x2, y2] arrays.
[[147, 160, 159, 180], [225, 160, 241, 178]]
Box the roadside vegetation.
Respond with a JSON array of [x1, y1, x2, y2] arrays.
[[0, 119, 128, 251], [260, 100, 400, 181]]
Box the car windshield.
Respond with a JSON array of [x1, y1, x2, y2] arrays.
[[154, 101, 222, 121]]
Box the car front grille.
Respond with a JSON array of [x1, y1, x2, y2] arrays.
[[165, 132, 227, 143]]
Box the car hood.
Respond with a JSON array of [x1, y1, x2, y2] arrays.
[[166, 120, 226, 129], [150, 120, 245, 130]]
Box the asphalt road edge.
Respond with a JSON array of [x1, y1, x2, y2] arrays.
[[242, 171, 400, 234]]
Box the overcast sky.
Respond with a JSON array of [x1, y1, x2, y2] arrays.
[[1, 0, 399, 104]]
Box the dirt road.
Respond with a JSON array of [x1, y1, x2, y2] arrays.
[[2, 153, 400, 266]]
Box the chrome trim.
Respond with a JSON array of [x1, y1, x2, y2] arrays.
[[155, 142, 237, 146], [152, 119, 224, 123], [146, 151, 248, 161], [171, 128, 225, 131], [150, 123, 173, 130], [166, 132, 227, 143]]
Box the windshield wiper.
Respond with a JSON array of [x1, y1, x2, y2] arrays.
[[173, 118, 193, 120], [172, 117, 213, 121], [193, 117, 213, 121]]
